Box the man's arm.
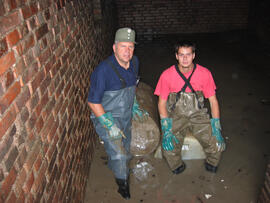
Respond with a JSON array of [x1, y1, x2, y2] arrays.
[[208, 95, 220, 118], [88, 102, 105, 117], [157, 96, 179, 151], [158, 97, 168, 118]]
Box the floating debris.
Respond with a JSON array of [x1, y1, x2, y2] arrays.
[[205, 194, 212, 199], [132, 161, 154, 181]]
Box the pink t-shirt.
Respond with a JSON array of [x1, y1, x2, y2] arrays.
[[154, 64, 216, 100]]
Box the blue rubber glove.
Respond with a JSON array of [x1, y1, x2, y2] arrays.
[[98, 112, 125, 140], [132, 97, 149, 122], [210, 118, 226, 152], [161, 118, 179, 151]]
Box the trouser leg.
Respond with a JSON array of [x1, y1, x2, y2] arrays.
[[192, 121, 222, 167], [162, 126, 188, 171], [92, 118, 131, 180]]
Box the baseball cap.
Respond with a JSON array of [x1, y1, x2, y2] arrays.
[[115, 27, 136, 43]]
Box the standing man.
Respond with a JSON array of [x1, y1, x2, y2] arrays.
[[88, 28, 148, 199], [154, 40, 225, 174]]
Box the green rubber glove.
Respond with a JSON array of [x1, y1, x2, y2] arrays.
[[211, 118, 226, 152], [161, 118, 179, 151], [132, 96, 149, 122], [98, 112, 125, 140]]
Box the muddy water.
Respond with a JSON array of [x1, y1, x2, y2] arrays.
[[84, 32, 270, 203]]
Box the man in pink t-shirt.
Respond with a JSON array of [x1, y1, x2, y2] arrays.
[[154, 40, 226, 174]]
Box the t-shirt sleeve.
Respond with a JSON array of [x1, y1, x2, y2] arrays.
[[203, 70, 216, 98], [154, 71, 170, 100], [87, 66, 105, 103]]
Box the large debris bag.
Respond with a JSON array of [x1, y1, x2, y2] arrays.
[[131, 82, 160, 156]]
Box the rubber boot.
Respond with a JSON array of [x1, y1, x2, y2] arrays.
[[115, 178, 130, 199]]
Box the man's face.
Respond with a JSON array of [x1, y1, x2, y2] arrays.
[[175, 47, 195, 68], [113, 42, 135, 66]]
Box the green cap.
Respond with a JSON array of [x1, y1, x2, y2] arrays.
[[115, 27, 136, 43]]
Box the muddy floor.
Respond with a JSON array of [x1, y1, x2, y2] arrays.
[[84, 31, 270, 203]]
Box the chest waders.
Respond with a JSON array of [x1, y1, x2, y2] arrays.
[[91, 58, 138, 180], [163, 64, 222, 170]]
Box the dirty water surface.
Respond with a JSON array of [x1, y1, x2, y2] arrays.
[[84, 32, 270, 203]]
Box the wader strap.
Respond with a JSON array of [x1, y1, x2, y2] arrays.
[[106, 57, 138, 89], [174, 63, 197, 93], [131, 58, 140, 85], [170, 64, 200, 111], [106, 59, 127, 88]]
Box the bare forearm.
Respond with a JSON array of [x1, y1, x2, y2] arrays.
[[88, 102, 105, 117], [208, 95, 220, 118], [158, 97, 168, 118]]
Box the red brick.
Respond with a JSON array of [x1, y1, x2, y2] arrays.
[[26, 111, 37, 131], [40, 74, 51, 95], [44, 56, 56, 74], [14, 168, 26, 194], [25, 193, 34, 203], [22, 49, 34, 67], [5, 146, 19, 172], [6, 191, 17, 203], [35, 117, 44, 133], [0, 38, 8, 57], [23, 142, 40, 172], [16, 146, 27, 170], [14, 59, 25, 78], [8, 0, 17, 10], [44, 8, 50, 20], [0, 51, 16, 76], [30, 2, 38, 15], [41, 115, 54, 142], [26, 17, 37, 31], [0, 129, 14, 162], [1, 168, 17, 200], [4, 70, 15, 89], [0, 2, 5, 17], [34, 154, 42, 171], [15, 34, 34, 56], [0, 105, 17, 140], [38, 48, 51, 66], [15, 86, 30, 113], [0, 81, 21, 114], [6, 29, 21, 47], [0, 11, 21, 36], [21, 62, 38, 86], [17, 191, 25, 203], [18, 23, 29, 38], [23, 171, 34, 193], [35, 24, 49, 40], [0, 167, 3, 181], [36, 92, 49, 116], [30, 69, 45, 93], [32, 161, 47, 193], [21, 5, 32, 19], [48, 119, 59, 143]]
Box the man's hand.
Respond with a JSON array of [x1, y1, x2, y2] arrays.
[[211, 118, 226, 152], [132, 97, 149, 122], [98, 112, 126, 140], [161, 118, 179, 151]]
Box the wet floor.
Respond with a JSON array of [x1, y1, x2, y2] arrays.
[[84, 31, 270, 203]]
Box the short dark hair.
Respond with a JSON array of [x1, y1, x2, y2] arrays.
[[174, 40, 196, 54]]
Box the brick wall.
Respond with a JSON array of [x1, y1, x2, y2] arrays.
[[115, 0, 249, 41], [0, 0, 116, 202]]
